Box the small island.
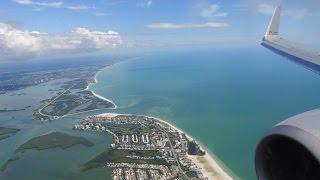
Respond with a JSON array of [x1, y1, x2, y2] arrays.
[[17, 132, 94, 152], [74, 113, 232, 180], [0, 127, 20, 141], [0, 108, 26, 113], [1, 132, 94, 172], [35, 77, 116, 121]]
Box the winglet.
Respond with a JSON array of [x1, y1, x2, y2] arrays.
[[265, 5, 281, 38]]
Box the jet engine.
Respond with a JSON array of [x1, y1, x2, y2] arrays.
[[255, 109, 320, 180]]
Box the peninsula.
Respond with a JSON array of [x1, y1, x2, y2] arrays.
[[34, 66, 116, 121], [74, 113, 233, 180]]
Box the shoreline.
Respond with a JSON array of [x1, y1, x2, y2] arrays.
[[96, 113, 234, 180], [89, 60, 234, 179], [148, 115, 234, 180], [86, 65, 118, 109], [87, 57, 143, 110]]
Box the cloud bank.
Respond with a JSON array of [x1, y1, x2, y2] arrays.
[[13, 0, 94, 11], [13, 0, 63, 8], [201, 3, 228, 18], [146, 22, 229, 29], [0, 23, 122, 60], [257, 3, 308, 19], [239, 0, 314, 19]]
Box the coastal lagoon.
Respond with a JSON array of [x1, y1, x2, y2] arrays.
[[0, 79, 114, 180], [1, 46, 320, 179]]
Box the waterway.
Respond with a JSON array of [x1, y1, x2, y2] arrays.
[[1, 46, 320, 179]]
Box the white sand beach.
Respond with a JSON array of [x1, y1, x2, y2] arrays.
[[90, 63, 233, 180], [96, 113, 234, 180], [85, 65, 118, 109], [91, 90, 117, 109], [188, 153, 233, 180], [150, 116, 234, 180]]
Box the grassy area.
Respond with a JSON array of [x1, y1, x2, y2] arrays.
[[82, 149, 169, 171], [17, 132, 94, 152], [0, 127, 20, 141]]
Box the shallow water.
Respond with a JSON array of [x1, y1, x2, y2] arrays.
[[91, 47, 320, 179], [0, 79, 114, 180], [1, 46, 320, 179]]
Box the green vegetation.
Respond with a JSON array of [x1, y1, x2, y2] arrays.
[[82, 148, 169, 171], [0, 132, 93, 172], [61, 79, 88, 90], [187, 140, 205, 156], [0, 154, 20, 172], [0, 127, 19, 140], [43, 94, 82, 116], [40, 89, 114, 118], [17, 132, 94, 152], [76, 91, 115, 112]]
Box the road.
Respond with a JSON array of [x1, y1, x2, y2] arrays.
[[161, 129, 190, 180], [37, 83, 77, 120]]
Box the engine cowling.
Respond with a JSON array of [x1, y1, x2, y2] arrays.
[[255, 109, 320, 180]]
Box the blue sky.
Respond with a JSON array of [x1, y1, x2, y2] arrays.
[[0, 0, 319, 60]]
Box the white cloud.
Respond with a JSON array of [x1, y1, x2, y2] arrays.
[[201, 4, 219, 17], [200, 3, 228, 18], [0, 23, 122, 60], [257, 3, 274, 15], [13, 0, 63, 8], [66, 5, 93, 10], [257, 3, 308, 19], [137, 0, 153, 8], [13, 0, 94, 11], [146, 22, 229, 29]]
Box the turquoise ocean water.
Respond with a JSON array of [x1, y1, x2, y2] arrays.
[[1, 46, 320, 179], [91, 47, 320, 179]]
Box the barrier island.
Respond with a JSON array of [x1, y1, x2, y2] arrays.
[[74, 113, 233, 180]]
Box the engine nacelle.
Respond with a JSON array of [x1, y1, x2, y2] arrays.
[[255, 109, 320, 180]]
